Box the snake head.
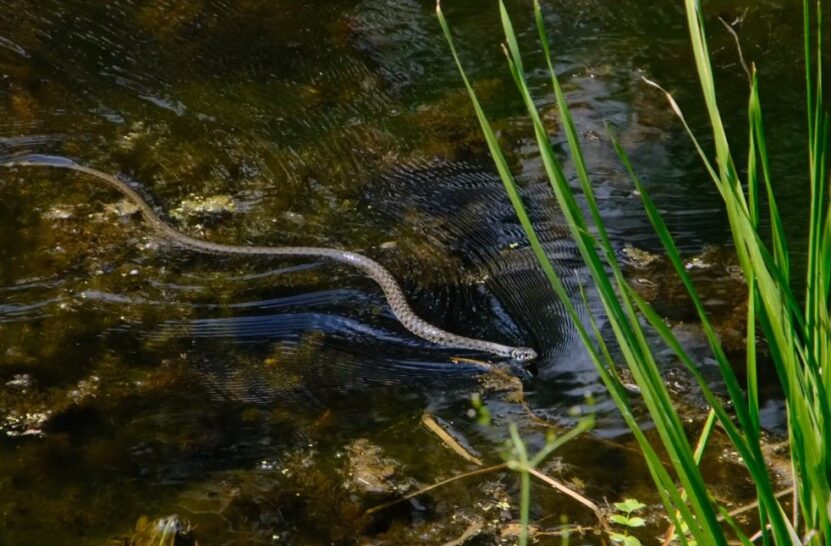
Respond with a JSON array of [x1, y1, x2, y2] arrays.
[[510, 347, 538, 362]]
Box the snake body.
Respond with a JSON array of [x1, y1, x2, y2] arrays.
[[2, 155, 538, 362]]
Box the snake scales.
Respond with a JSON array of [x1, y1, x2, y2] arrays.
[[2, 154, 538, 362]]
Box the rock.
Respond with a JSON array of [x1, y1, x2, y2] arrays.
[[344, 438, 401, 495], [620, 244, 661, 268]]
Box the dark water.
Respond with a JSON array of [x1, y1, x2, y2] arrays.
[[0, 0, 808, 544]]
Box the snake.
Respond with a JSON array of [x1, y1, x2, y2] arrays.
[[1, 154, 538, 362]]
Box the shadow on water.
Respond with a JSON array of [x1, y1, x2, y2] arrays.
[[0, 0, 808, 543]]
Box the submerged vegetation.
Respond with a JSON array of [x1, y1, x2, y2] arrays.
[[440, 0, 831, 543]]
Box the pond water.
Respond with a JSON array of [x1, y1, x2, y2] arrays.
[[0, 0, 808, 544]]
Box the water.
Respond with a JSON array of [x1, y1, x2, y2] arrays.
[[0, 0, 806, 543]]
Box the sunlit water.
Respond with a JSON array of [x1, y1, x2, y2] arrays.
[[0, 0, 808, 543]]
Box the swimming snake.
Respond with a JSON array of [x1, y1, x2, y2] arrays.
[[1, 154, 538, 362]]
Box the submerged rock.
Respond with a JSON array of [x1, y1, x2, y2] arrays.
[[344, 438, 406, 496], [620, 243, 661, 268]]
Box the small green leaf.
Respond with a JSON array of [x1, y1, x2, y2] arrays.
[[614, 499, 646, 513], [625, 516, 646, 528], [610, 515, 631, 526], [609, 533, 642, 546]]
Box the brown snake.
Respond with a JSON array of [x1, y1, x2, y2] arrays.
[[1, 154, 538, 362]]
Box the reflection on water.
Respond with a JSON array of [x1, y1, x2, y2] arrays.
[[0, 0, 804, 543]]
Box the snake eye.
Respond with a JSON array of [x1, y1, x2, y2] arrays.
[[511, 347, 538, 362]]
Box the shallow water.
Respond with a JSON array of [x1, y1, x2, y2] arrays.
[[0, 0, 807, 543]]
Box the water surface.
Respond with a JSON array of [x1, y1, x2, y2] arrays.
[[0, 0, 807, 543]]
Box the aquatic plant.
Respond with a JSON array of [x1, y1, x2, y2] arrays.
[[439, 0, 830, 543], [608, 498, 646, 546]]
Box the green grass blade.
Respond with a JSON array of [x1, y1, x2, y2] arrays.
[[692, 409, 716, 465], [626, 284, 799, 542], [610, 133, 799, 540], [718, 506, 756, 546], [518, 5, 728, 542], [611, 136, 752, 429], [436, 1, 564, 306], [806, 113, 828, 365], [580, 282, 700, 545], [528, 415, 595, 468], [745, 74, 761, 433], [804, 0, 814, 149], [531, 1, 622, 277], [749, 69, 790, 279], [447, 4, 728, 541], [746, 278, 760, 431], [442, 0, 831, 542], [509, 424, 531, 546]]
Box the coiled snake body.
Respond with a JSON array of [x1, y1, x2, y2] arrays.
[[2, 155, 538, 362]]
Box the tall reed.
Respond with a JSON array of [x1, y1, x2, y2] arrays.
[[438, 0, 830, 543]]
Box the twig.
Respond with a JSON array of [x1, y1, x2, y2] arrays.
[[441, 520, 484, 546], [660, 487, 795, 545], [366, 459, 610, 537], [725, 486, 794, 519], [365, 464, 507, 515], [528, 468, 610, 532], [422, 413, 484, 466], [534, 524, 595, 537], [718, 16, 751, 82]]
